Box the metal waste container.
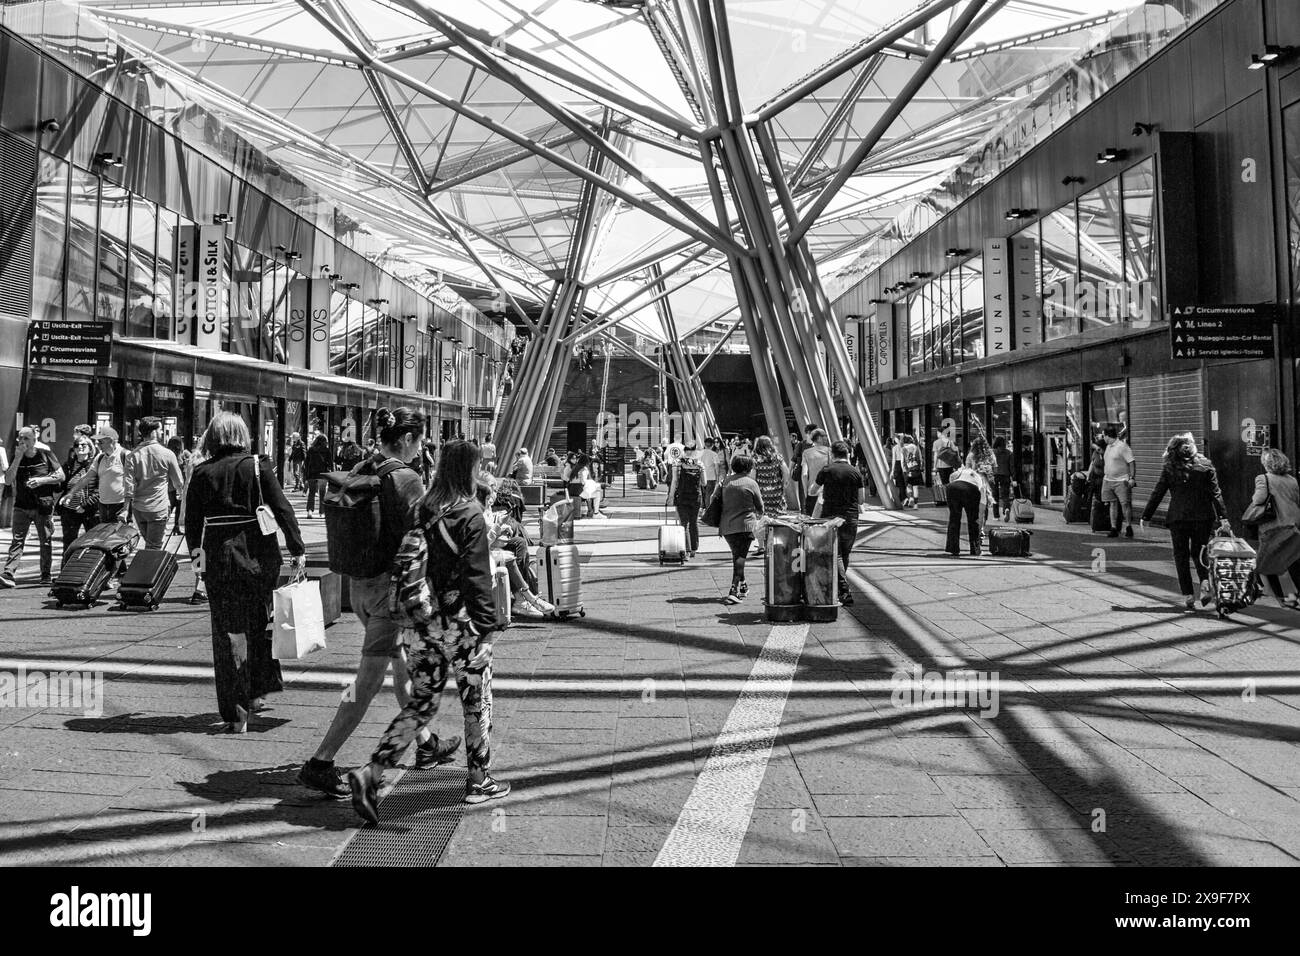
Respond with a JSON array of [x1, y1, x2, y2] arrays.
[[801, 517, 844, 622], [763, 516, 804, 622]]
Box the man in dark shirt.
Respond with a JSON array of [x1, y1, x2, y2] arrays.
[[817, 440, 864, 606]]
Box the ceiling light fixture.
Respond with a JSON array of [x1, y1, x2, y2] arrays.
[[1061, 175, 1085, 186], [1096, 147, 1127, 164]]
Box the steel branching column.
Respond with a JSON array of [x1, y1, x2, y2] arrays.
[[649, 262, 720, 443], [686, 0, 899, 506], [493, 123, 612, 468]]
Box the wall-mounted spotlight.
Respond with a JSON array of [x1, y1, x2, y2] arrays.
[[404, 314, 417, 321], [275, 244, 287, 253], [367, 298, 389, 306], [868, 298, 888, 305], [1249, 45, 1295, 69], [1061, 175, 1086, 186], [93, 152, 123, 168], [1131, 122, 1156, 137], [39, 118, 60, 135], [343, 282, 360, 291], [286, 250, 302, 261], [909, 271, 932, 280], [944, 247, 970, 258], [1004, 208, 1036, 220], [1096, 147, 1127, 164], [212, 213, 233, 225]]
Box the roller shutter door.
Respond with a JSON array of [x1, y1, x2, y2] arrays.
[[1129, 370, 1204, 523]]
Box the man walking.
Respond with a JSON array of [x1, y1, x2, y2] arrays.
[[130, 417, 184, 549], [816, 441, 864, 606], [801, 428, 832, 516], [1, 427, 63, 588], [700, 436, 719, 508], [1101, 424, 1136, 538], [92, 426, 133, 525]]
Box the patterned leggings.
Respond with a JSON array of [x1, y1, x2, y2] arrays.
[[370, 624, 492, 783]]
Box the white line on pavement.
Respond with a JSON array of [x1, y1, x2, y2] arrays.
[[653, 622, 809, 867]]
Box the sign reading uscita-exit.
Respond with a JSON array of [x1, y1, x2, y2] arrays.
[[1169, 304, 1276, 360]]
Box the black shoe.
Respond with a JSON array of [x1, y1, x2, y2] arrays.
[[297, 759, 349, 799], [841, 592, 855, 606], [945, 550, 961, 557], [465, 774, 512, 805], [1107, 530, 1119, 538], [38, 576, 52, 587], [415, 735, 462, 769], [970, 548, 981, 557], [348, 766, 380, 825], [1125, 525, 1134, 538]]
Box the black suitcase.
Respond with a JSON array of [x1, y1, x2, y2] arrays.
[[50, 547, 115, 608], [117, 536, 180, 610], [1090, 496, 1112, 533], [988, 528, 1032, 557]]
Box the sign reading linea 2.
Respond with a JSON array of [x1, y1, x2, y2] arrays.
[[1170, 304, 1276, 360]]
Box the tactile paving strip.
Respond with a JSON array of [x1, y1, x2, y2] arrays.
[[331, 766, 464, 867]]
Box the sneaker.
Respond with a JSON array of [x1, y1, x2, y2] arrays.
[[297, 759, 349, 799], [513, 602, 544, 619], [190, 590, 208, 605], [38, 576, 52, 587], [723, 587, 741, 605], [0, 572, 15, 589], [1182, 594, 1196, 610], [687, 551, 696, 559], [415, 735, 462, 770], [305, 510, 314, 520], [1125, 525, 1134, 539], [738, 582, 749, 599], [841, 592, 855, 607], [465, 774, 512, 805], [348, 766, 380, 825]]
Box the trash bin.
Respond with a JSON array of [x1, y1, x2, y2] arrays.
[[801, 517, 844, 622], [763, 516, 804, 622]]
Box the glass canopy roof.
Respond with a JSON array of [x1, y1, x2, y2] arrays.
[[7, 0, 1225, 342]]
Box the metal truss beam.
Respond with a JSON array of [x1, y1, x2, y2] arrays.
[[569, 257, 727, 346], [790, 0, 989, 246], [755, 0, 963, 123]]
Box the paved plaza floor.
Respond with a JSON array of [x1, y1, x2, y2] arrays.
[[2, 486, 1299, 867]]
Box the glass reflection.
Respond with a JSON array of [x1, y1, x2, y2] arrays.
[[1077, 179, 1125, 330], [1040, 204, 1079, 341], [1121, 158, 1161, 326], [33, 154, 67, 321]]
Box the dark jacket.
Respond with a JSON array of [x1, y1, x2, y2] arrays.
[[417, 496, 496, 635], [671, 459, 704, 509], [185, 450, 304, 584], [305, 442, 332, 480], [1140, 457, 1228, 524], [719, 474, 764, 536]]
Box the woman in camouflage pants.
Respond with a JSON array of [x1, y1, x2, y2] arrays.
[[349, 440, 511, 823]]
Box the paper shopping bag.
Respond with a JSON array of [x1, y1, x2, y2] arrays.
[[272, 579, 327, 660]]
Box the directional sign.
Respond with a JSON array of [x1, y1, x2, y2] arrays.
[[468, 405, 494, 421], [27, 321, 113, 368], [1169, 304, 1276, 360]]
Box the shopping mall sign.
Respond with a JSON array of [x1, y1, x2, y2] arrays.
[[26, 321, 112, 368], [1169, 304, 1276, 360]]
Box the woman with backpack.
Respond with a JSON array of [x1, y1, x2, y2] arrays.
[[668, 443, 705, 558], [299, 409, 460, 798], [348, 439, 510, 820], [185, 412, 305, 733], [752, 436, 790, 555], [718, 454, 765, 605], [1139, 433, 1231, 610], [303, 434, 331, 519], [1247, 448, 1300, 609], [898, 434, 923, 509]]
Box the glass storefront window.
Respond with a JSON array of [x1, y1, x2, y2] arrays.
[[1041, 203, 1079, 340], [1012, 222, 1042, 347], [958, 256, 983, 361], [33, 153, 68, 321], [1038, 388, 1083, 501], [154, 209, 179, 338], [908, 289, 924, 376], [329, 289, 349, 377], [965, 399, 987, 450], [1077, 179, 1125, 330], [124, 194, 157, 337], [96, 181, 130, 329], [65, 163, 98, 322], [1121, 158, 1161, 327], [1089, 380, 1128, 443], [229, 243, 261, 358], [346, 298, 365, 379], [1016, 394, 1036, 498]]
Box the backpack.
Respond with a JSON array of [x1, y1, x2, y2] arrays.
[[322, 458, 407, 577], [389, 509, 458, 629]]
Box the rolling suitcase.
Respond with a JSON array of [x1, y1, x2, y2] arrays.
[[1090, 495, 1112, 533], [988, 527, 1032, 557], [1010, 484, 1035, 524], [537, 543, 585, 618], [492, 565, 512, 628], [50, 547, 116, 608], [658, 507, 687, 565], [117, 533, 181, 610]]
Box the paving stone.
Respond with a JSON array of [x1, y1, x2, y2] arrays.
[[823, 816, 996, 858]]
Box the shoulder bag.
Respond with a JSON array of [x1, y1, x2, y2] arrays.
[[701, 478, 725, 528], [1241, 475, 1276, 529]]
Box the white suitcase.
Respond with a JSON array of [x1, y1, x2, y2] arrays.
[[658, 509, 687, 565], [492, 565, 512, 629], [537, 544, 585, 619]]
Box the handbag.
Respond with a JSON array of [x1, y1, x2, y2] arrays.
[[271, 572, 327, 660], [701, 481, 724, 528], [1241, 475, 1277, 529]]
